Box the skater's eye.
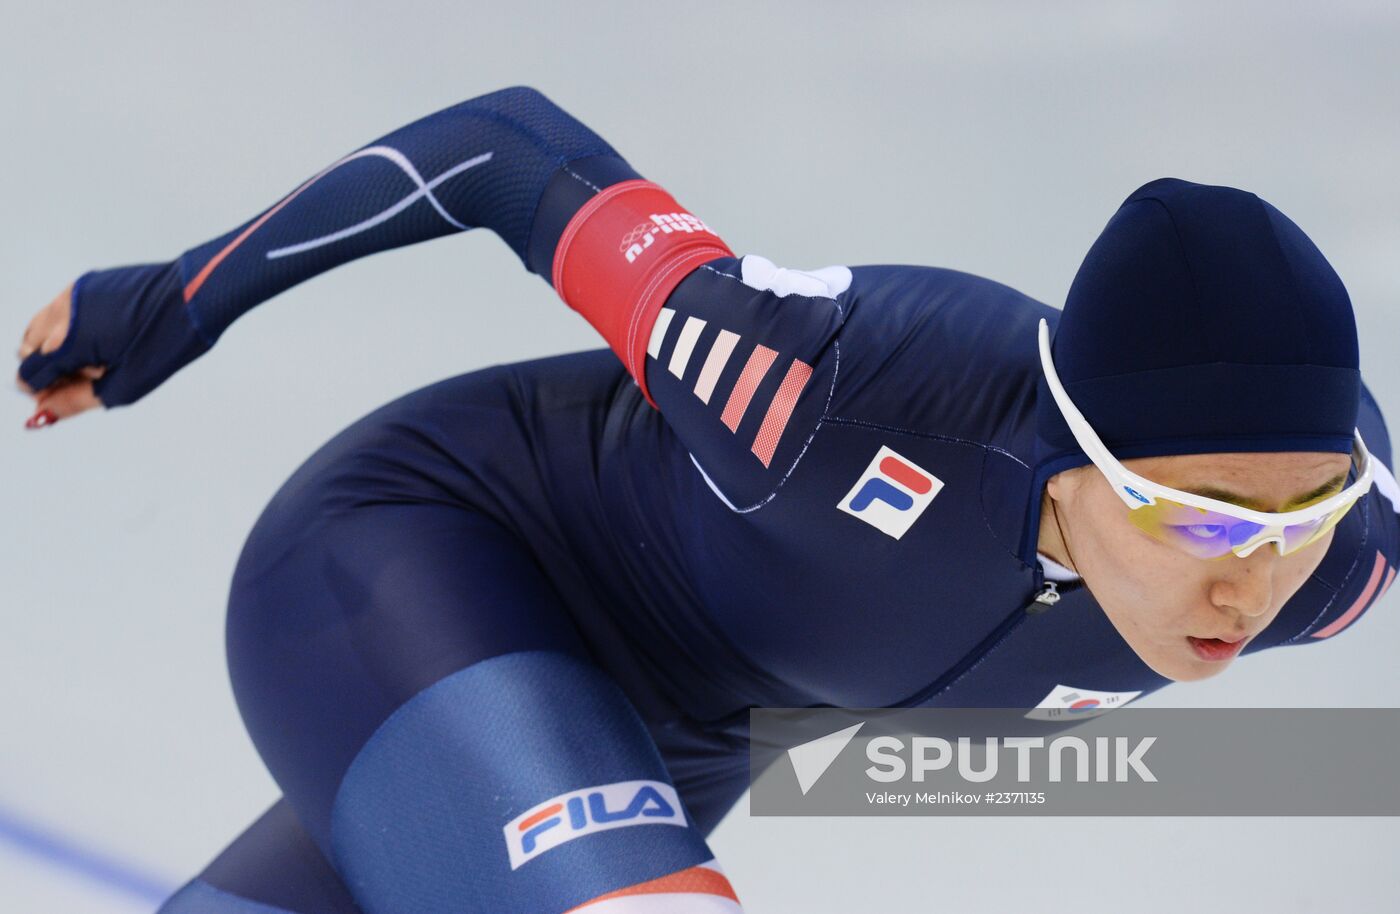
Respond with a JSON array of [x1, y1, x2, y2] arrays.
[[1173, 523, 1225, 540]]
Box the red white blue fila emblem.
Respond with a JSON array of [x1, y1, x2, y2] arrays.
[[837, 445, 945, 539], [503, 779, 686, 869]]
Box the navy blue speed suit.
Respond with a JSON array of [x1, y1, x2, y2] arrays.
[[39, 88, 1396, 913]]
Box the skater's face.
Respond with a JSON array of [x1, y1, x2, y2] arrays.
[[1043, 449, 1354, 681]]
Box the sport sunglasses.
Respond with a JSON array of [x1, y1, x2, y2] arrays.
[[1037, 318, 1374, 560]]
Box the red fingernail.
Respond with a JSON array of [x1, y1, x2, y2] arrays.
[[25, 409, 58, 429]]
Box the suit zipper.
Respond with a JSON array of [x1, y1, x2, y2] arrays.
[[887, 567, 1061, 709]]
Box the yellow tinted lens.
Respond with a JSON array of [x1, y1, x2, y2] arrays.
[[1125, 496, 1358, 560], [1278, 499, 1356, 555], [1125, 500, 1241, 559]]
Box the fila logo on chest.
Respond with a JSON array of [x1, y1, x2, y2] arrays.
[[837, 445, 945, 539]]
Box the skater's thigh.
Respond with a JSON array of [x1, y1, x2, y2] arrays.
[[216, 357, 754, 910], [227, 485, 591, 852]]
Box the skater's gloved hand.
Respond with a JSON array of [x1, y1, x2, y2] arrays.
[[16, 262, 211, 429]]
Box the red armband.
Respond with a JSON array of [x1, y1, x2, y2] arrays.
[[551, 179, 733, 409]]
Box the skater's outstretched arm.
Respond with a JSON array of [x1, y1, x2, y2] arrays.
[[14, 86, 727, 413], [15, 85, 848, 510]]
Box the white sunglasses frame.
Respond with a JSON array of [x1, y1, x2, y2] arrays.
[[1037, 318, 1374, 556]]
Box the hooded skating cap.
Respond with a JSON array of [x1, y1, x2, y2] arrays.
[[1034, 176, 1360, 475]]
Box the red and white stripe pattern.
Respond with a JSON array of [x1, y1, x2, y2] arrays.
[[1309, 462, 1399, 639], [564, 859, 743, 912], [648, 311, 808, 468], [1311, 549, 1396, 639], [645, 256, 849, 469]]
